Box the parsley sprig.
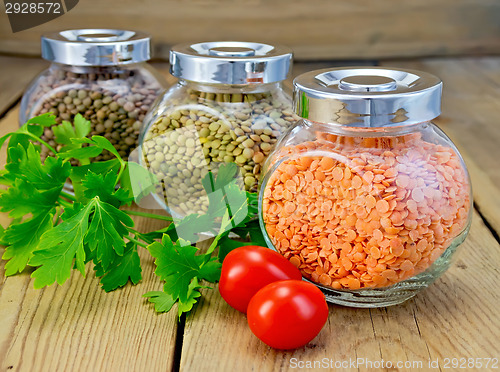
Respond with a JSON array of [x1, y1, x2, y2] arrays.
[[0, 114, 264, 316]]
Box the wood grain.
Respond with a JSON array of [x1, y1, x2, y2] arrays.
[[179, 211, 500, 372], [0, 57, 47, 117], [1, 0, 500, 60]]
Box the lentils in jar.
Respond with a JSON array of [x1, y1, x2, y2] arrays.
[[140, 41, 298, 217], [258, 67, 472, 307], [262, 132, 470, 290], [20, 29, 166, 162]]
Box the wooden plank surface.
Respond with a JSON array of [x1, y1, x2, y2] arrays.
[[0, 56, 47, 117], [1, 0, 500, 61]]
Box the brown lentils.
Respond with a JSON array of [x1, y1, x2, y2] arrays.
[[262, 132, 471, 290], [28, 67, 163, 162], [142, 89, 299, 216]]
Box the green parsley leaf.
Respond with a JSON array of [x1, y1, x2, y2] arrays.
[[71, 159, 121, 181], [221, 180, 249, 228], [197, 258, 222, 282], [148, 235, 200, 302], [217, 236, 253, 262], [97, 242, 142, 292], [177, 278, 202, 317], [137, 224, 178, 245], [52, 114, 91, 146], [246, 191, 259, 217], [147, 231, 222, 317], [85, 196, 134, 270], [230, 219, 266, 245], [69, 159, 121, 200], [200, 164, 250, 236], [29, 202, 93, 287], [26, 112, 58, 129], [1, 212, 54, 276], [0, 113, 56, 151], [202, 162, 239, 192], [60, 135, 122, 162], [0, 179, 61, 219], [82, 171, 133, 207], [60, 202, 85, 219], [0, 224, 5, 243], [58, 143, 104, 160], [4, 143, 71, 190], [143, 291, 176, 313], [87, 135, 122, 160], [144, 278, 204, 318], [26, 195, 135, 288]]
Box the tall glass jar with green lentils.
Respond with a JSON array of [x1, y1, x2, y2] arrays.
[[140, 42, 299, 217], [20, 29, 167, 162]]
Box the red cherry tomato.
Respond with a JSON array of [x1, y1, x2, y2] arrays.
[[247, 280, 328, 350], [218, 246, 302, 313]]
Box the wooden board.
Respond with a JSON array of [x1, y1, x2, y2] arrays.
[[180, 211, 500, 372], [1, 0, 500, 61], [0, 56, 47, 117]]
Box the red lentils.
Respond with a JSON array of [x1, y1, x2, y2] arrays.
[[262, 133, 470, 290]]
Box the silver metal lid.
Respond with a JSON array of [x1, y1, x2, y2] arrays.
[[170, 41, 292, 85], [41, 29, 151, 66], [294, 67, 442, 127]]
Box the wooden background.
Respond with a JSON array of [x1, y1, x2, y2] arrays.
[[1, 0, 500, 60]]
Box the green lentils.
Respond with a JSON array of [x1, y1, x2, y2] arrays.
[[142, 88, 299, 216], [28, 67, 163, 162]]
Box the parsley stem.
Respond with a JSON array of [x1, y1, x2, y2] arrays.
[[124, 210, 173, 221], [60, 190, 76, 202], [127, 235, 148, 248], [58, 198, 73, 209], [54, 206, 62, 225], [25, 132, 58, 155], [114, 160, 127, 187]]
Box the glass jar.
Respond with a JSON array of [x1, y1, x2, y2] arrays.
[[20, 29, 167, 162], [140, 41, 299, 217], [259, 67, 472, 307]]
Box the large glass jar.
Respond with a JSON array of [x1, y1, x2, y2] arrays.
[[20, 29, 166, 162], [259, 67, 472, 307], [140, 42, 299, 217]]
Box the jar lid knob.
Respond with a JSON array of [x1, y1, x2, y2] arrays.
[[338, 75, 397, 92], [208, 46, 256, 57]]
